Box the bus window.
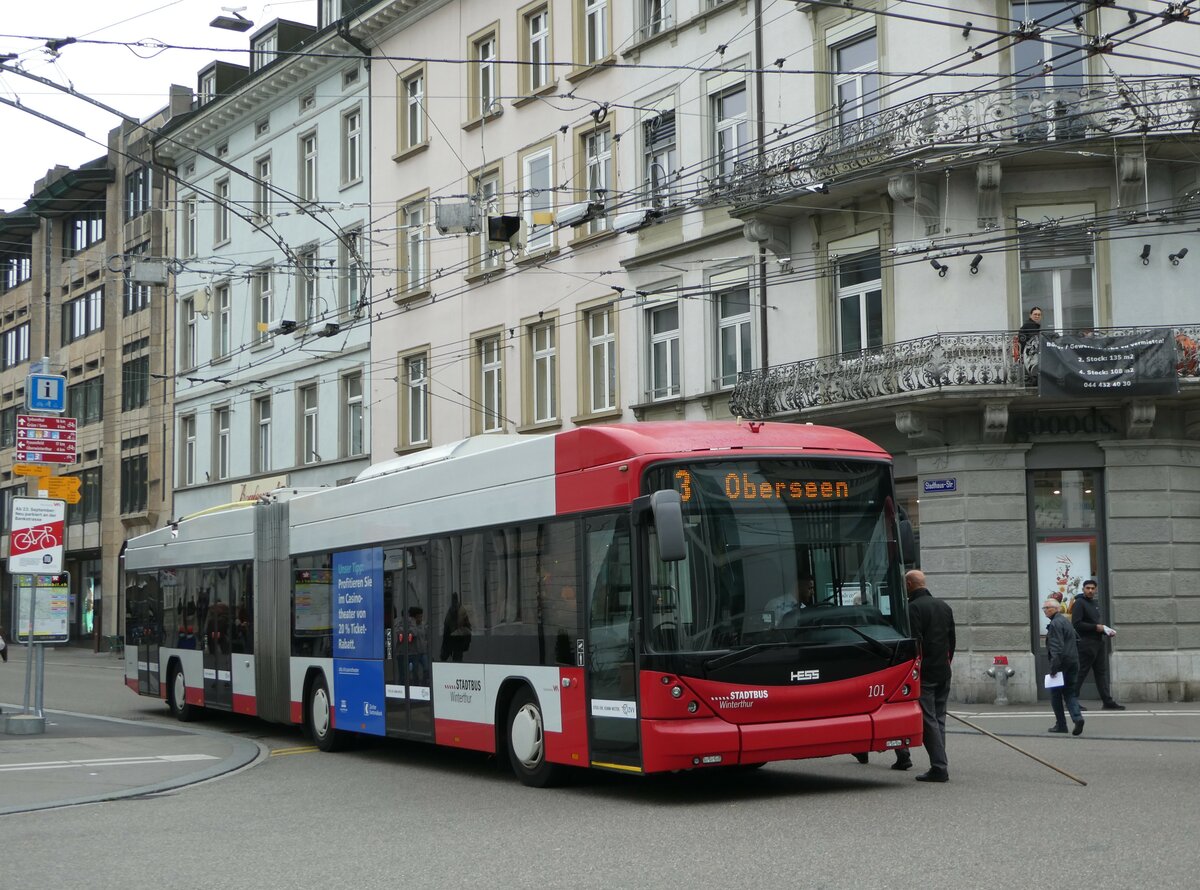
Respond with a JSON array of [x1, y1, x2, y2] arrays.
[[292, 554, 332, 657]]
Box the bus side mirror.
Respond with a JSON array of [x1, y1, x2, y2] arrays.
[[899, 518, 916, 568], [650, 489, 686, 562]]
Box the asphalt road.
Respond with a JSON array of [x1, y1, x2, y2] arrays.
[[3, 647, 1199, 890]]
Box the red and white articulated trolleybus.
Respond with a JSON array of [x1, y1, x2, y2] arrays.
[[123, 421, 922, 786]]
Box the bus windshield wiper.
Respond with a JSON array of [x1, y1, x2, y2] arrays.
[[702, 642, 796, 672], [799, 624, 895, 659]]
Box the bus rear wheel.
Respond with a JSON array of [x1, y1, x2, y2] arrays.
[[506, 687, 566, 788], [168, 665, 195, 722], [307, 674, 348, 752]]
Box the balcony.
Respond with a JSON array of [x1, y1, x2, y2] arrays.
[[719, 77, 1200, 207], [728, 327, 1200, 421]]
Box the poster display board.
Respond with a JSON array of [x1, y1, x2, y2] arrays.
[[1039, 329, 1179, 397], [1034, 537, 1094, 635], [12, 573, 70, 643]]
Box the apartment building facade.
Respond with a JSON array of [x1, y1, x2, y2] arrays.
[[722, 1, 1200, 701], [0, 93, 184, 644], [157, 10, 375, 520]]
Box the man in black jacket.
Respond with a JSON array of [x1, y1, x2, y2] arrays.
[[907, 570, 956, 783], [1043, 599, 1084, 735], [1071, 579, 1125, 710]]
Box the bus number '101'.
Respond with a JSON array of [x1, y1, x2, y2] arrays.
[[867, 684, 885, 698]]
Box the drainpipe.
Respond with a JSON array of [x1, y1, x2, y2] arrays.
[[754, 0, 769, 373]]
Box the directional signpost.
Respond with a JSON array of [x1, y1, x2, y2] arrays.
[[15, 414, 77, 464], [38, 475, 82, 504]]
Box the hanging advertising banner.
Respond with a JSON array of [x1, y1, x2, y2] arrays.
[[1033, 537, 1095, 636], [1038, 328, 1179, 397]]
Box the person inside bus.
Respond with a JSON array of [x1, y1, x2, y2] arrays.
[[764, 574, 816, 626], [439, 594, 472, 662], [406, 606, 429, 682]]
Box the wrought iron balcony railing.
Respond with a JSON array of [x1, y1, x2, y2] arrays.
[[728, 327, 1200, 420], [719, 77, 1200, 206]]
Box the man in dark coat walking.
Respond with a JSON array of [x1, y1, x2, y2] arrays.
[[1043, 598, 1084, 735], [1071, 579, 1125, 710], [907, 570, 955, 783]]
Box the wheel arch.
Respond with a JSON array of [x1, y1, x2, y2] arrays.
[[493, 676, 535, 761]]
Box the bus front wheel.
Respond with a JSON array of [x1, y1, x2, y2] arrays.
[[506, 687, 566, 788], [307, 674, 348, 752], [168, 664, 195, 722]]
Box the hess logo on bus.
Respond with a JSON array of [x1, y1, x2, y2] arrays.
[[790, 670, 820, 682]]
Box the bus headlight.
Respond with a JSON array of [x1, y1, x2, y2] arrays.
[[671, 686, 683, 698], [687, 701, 699, 713]]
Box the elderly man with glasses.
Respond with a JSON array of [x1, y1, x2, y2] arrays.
[[1044, 599, 1084, 736]]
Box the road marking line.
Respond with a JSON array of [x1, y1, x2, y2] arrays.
[[0, 754, 219, 773], [270, 746, 318, 757]]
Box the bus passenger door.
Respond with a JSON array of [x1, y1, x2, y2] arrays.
[[385, 544, 433, 739], [584, 515, 640, 769], [200, 566, 233, 710]]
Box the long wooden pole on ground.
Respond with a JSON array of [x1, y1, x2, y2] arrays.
[[948, 711, 1088, 786]]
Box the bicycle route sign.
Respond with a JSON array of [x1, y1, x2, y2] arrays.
[[15, 414, 77, 464], [7, 496, 66, 574]]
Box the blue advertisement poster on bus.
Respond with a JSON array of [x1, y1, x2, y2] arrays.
[[333, 659, 385, 737], [332, 547, 383, 660]]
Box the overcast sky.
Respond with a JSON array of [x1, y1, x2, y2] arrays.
[[0, 0, 317, 211]]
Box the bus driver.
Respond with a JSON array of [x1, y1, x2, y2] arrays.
[[764, 574, 816, 626]]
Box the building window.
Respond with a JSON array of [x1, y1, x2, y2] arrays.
[[198, 70, 217, 105], [526, 7, 550, 91], [339, 228, 363, 315], [403, 352, 429, 447], [582, 127, 612, 235], [473, 31, 497, 119], [253, 396, 271, 474], [120, 453, 148, 514], [181, 297, 197, 368], [586, 305, 616, 412], [401, 68, 426, 150], [1, 322, 29, 370], [3, 245, 31, 291], [214, 407, 231, 480], [68, 376, 103, 426], [253, 268, 273, 342], [124, 166, 152, 221], [342, 372, 364, 457], [298, 249, 320, 323], [299, 132, 318, 202], [251, 30, 277, 71], [833, 32, 879, 128], [478, 334, 504, 432], [215, 283, 232, 358], [712, 84, 749, 182], [1018, 224, 1096, 332], [180, 415, 196, 486], [121, 355, 149, 411], [521, 147, 554, 254], [254, 156, 272, 223], [342, 106, 362, 184], [63, 287, 104, 343], [300, 91, 316, 113], [0, 407, 16, 448], [474, 170, 502, 272], [123, 241, 152, 315], [301, 385, 319, 464], [183, 196, 197, 256], [214, 177, 231, 244], [584, 0, 608, 64], [400, 199, 427, 293], [835, 250, 883, 354], [644, 110, 677, 209], [530, 320, 557, 423], [67, 213, 104, 255], [716, 287, 752, 387], [647, 303, 680, 400], [255, 117, 270, 138], [642, 0, 672, 39]]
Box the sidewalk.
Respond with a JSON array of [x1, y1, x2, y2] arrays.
[[0, 705, 263, 816]]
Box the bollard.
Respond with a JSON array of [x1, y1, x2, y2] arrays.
[[985, 655, 1016, 705]]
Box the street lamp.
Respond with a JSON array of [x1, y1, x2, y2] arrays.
[[210, 7, 254, 32]]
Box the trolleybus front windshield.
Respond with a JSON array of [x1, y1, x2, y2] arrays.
[[643, 459, 909, 655]]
